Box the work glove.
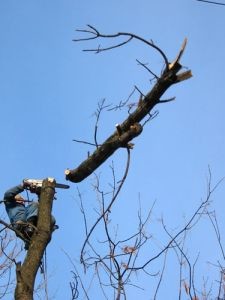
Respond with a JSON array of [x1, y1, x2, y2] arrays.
[[22, 179, 37, 193], [22, 179, 30, 189]]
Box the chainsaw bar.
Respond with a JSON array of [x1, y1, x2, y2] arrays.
[[55, 182, 70, 189]]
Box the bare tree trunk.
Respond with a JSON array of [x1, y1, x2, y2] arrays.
[[15, 178, 56, 300]]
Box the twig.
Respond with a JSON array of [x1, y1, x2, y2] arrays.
[[153, 250, 168, 300], [129, 172, 223, 271], [73, 139, 99, 147], [62, 249, 90, 300], [94, 99, 110, 148], [136, 59, 159, 79], [162, 220, 194, 299], [74, 25, 169, 69], [206, 210, 225, 260], [70, 271, 79, 300], [76, 187, 88, 237], [108, 88, 136, 112]]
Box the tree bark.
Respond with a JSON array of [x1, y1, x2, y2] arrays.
[[15, 178, 56, 300]]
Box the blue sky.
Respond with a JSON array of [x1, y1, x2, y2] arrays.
[[1, 0, 225, 299]]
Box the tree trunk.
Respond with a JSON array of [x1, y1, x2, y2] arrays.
[[15, 178, 56, 300]]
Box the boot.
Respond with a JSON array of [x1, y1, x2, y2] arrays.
[[27, 216, 38, 226], [23, 224, 34, 240]]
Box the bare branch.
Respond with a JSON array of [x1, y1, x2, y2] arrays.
[[70, 271, 79, 300], [107, 88, 136, 112], [72, 139, 98, 147], [206, 210, 225, 260], [162, 220, 194, 299], [153, 250, 168, 300], [196, 0, 225, 6], [74, 25, 169, 68], [136, 59, 159, 79], [62, 249, 90, 299], [94, 99, 111, 148], [158, 97, 176, 104], [129, 173, 222, 271], [80, 148, 131, 264]]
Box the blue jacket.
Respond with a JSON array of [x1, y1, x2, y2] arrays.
[[4, 184, 25, 205], [4, 184, 27, 224], [4, 184, 24, 202]]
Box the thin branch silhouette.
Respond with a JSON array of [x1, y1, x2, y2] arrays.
[[74, 25, 169, 69], [80, 147, 131, 264], [196, 0, 225, 6]]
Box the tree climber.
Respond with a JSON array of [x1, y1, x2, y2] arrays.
[[3, 180, 57, 249]]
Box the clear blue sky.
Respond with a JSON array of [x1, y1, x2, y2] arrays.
[[1, 0, 225, 299]]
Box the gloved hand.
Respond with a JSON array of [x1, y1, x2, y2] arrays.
[[22, 179, 37, 193], [22, 179, 30, 189]]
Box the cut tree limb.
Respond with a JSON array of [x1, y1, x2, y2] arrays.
[[65, 39, 192, 183]]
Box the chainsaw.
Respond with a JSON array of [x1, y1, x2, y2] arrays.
[[23, 178, 70, 192]]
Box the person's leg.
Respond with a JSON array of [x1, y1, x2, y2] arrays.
[[51, 215, 59, 231], [5, 204, 26, 225], [22, 202, 39, 243], [26, 202, 58, 232], [25, 202, 38, 224], [5, 203, 28, 242]]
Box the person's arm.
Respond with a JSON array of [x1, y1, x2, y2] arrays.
[[4, 184, 25, 201]]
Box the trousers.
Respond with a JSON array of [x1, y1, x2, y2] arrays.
[[5, 202, 39, 224], [4, 184, 56, 226]]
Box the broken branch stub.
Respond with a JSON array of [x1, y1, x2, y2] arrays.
[[65, 38, 192, 183]]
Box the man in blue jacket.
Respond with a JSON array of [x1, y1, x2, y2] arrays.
[[3, 181, 39, 241], [3, 180, 57, 249]]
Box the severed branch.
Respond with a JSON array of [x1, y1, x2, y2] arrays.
[[66, 123, 142, 182], [66, 30, 192, 183]]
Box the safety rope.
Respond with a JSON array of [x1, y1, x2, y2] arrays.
[[40, 250, 49, 299]]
